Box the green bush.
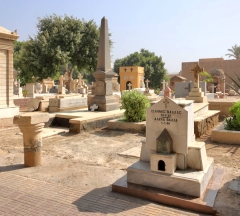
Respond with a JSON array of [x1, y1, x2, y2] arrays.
[[224, 101, 240, 131], [154, 88, 160, 95], [120, 90, 150, 122]]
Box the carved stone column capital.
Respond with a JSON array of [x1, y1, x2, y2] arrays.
[[13, 112, 49, 167]]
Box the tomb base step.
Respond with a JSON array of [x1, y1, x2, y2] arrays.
[[126, 158, 214, 197], [0, 107, 19, 118], [194, 110, 220, 137], [186, 96, 208, 103], [112, 166, 224, 215], [108, 119, 146, 133], [211, 122, 240, 145], [193, 102, 209, 117]]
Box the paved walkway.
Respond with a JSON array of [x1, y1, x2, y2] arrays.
[[0, 172, 209, 216]]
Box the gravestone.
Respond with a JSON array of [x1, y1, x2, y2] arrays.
[[0, 27, 19, 118], [42, 84, 49, 93], [25, 83, 35, 97], [175, 81, 206, 98], [186, 63, 207, 103], [49, 96, 87, 112], [49, 86, 58, 93], [127, 97, 214, 197], [89, 17, 119, 111]]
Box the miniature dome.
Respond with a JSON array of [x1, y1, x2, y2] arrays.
[[209, 67, 225, 78]]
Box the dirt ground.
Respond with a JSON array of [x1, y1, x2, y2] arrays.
[[0, 125, 240, 215]]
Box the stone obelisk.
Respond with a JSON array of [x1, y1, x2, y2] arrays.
[[89, 17, 119, 111]]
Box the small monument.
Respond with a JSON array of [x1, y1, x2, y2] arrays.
[[159, 80, 166, 96], [126, 97, 214, 197], [89, 17, 119, 111], [58, 75, 65, 94], [119, 66, 145, 92], [186, 63, 207, 103]]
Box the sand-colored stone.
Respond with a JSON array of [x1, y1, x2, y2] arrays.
[[0, 26, 19, 118], [13, 112, 49, 167], [211, 122, 240, 145]]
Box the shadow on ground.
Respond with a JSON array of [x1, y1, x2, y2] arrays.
[[0, 164, 25, 172]]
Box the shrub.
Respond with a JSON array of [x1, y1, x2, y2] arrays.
[[224, 101, 240, 131], [120, 90, 150, 122], [154, 88, 160, 95]]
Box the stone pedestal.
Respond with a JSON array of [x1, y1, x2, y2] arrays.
[[13, 112, 49, 167], [186, 88, 207, 103], [58, 86, 65, 94]]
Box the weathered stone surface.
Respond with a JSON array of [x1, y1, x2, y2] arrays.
[[146, 98, 194, 154], [27, 98, 41, 111], [89, 17, 119, 111], [13, 112, 50, 125]]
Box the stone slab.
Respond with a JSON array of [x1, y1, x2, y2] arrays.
[[0, 107, 19, 118], [194, 110, 219, 138], [193, 103, 209, 117], [118, 147, 141, 158], [13, 112, 50, 125], [175, 82, 206, 98], [208, 98, 240, 118], [59, 96, 87, 108], [211, 122, 240, 144], [112, 167, 224, 215], [108, 119, 145, 133], [126, 158, 214, 197]]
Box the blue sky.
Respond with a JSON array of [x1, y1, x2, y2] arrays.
[[1, 0, 239, 73]]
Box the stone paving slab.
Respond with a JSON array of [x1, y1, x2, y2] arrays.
[[0, 172, 209, 216], [118, 147, 141, 158]]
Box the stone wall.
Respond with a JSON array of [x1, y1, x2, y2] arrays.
[[181, 58, 240, 86]]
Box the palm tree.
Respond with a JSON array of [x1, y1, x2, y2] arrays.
[[225, 45, 240, 59], [225, 72, 240, 95]]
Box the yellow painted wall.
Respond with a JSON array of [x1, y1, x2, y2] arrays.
[[119, 66, 144, 92]]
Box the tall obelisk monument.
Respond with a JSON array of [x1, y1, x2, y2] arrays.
[[89, 17, 119, 111]]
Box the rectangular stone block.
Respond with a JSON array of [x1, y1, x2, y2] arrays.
[[127, 158, 214, 197]]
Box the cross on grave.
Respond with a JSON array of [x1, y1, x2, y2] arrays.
[[90, 104, 98, 111], [211, 84, 216, 93], [145, 79, 150, 88], [127, 82, 132, 91], [185, 83, 191, 92], [190, 63, 204, 88], [161, 80, 166, 90], [130, 68, 133, 72], [163, 98, 169, 108], [91, 82, 94, 86], [124, 68, 127, 72]]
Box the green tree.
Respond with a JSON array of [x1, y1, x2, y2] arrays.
[[14, 14, 102, 83], [225, 44, 240, 59], [114, 49, 168, 89], [199, 71, 213, 82]]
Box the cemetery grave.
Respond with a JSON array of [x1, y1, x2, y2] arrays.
[[1, 16, 240, 215]]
